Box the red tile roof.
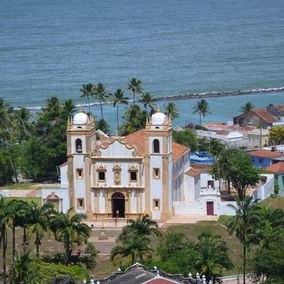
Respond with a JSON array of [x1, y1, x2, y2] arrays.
[[191, 163, 213, 172], [122, 129, 190, 161], [266, 162, 284, 174], [248, 149, 283, 159], [185, 168, 201, 177], [122, 129, 146, 156], [274, 105, 284, 112], [172, 142, 190, 161], [251, 109, 278, 124]]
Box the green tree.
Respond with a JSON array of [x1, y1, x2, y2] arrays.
[[193, 99, 211, 125], [119, 105, 147, 135], [250, 235, 284, 283], [62, 99, 76, 120], [141, 92, 154, 114], [194, 232, 232, 282], [227, 196, 260, 284], [112, 89, 129, 130], [49, 209, 90, 265], [128, 78, 143, 105], [111, 232, 153, 265], [269, 126, 284, 145], [211, 149, 259, 199], [0, 197, 9, 283], [27, 202, 55, 257], [121, 215, 160, 239], [93, 82, 108, 120], [97, 119, 111, 135], [240, 102, 255, 113], [6, 199, 27, 259], [157, 231, 187, 261], [173, 129, 197, 152], [8, 251, 38, 284], [80, 83, 95, 113], [165, 102, 179, 120]]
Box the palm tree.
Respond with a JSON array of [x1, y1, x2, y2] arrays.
[[14, 107, 31, 140], [27, 202, 55, 257], [193, 99, 211, 125], [8, 251, 37, 283], [128, 78, 143, 105], [6, 199, 26, 259], [165, 102, 179, 120], [112, 89, 129, 130], [194, 232, 232, 282], [240, 102, 255, 113], [141, 92, 154, 114], [227, 196, 260, 284], [49, 209, 90, 264], [124, 215, 160, 237], [93, 83, 108, 120], [80, 83, 95, 113], [62, 99, 76, 120], [15, 201, 32, 252], [0, 197, 9, 283], [111, 232, 153, 264]]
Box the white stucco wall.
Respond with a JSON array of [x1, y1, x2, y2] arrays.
[[41, 188, 69, 213]]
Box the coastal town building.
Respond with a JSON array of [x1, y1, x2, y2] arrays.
[[0, 108, 275, 220], [247, 149, 284, 168], [233, 105, 284, 128]]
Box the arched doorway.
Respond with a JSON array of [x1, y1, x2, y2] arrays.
[[112, 192, 125, 218]]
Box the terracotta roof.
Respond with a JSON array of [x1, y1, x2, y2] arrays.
[[251, 109, 278, 124], [274, 105, 284, 112], [123, 129, 190, 161], [191, 163, 212, 173], [248, 149, 283, 159], [122, 129, 146, 156], [185, 168, 201, 177], [266, 162, 284, 174], [172, 142, 190, 161]]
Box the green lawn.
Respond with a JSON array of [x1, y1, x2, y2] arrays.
[[0, 182, 39, 190], [164, 221, 242, 275], [5, 197, 42, 205], [260, 196, 284, 210]]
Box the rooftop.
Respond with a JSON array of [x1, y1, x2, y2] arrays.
[[266, 162, 284, 174], [247, 149, 283, 159], [251, 108, 278, 124]]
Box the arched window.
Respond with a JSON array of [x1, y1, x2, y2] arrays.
[[153, 139, 160, 153], [75, 139, 82, 153]]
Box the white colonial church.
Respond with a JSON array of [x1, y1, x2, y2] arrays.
[[37, 108, 274, 221]]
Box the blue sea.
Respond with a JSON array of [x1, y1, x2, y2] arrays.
[[0, 0, 284, 127]]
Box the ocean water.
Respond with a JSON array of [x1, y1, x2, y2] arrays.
[[0, 0, 284, 127]]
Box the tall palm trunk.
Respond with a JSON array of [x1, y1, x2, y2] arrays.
[[199, 113, 201, 125], [132, 92, 135, 106], [243, 243, 246, 284], [99, 98, 104, 120], [2, 226, 7, 284], [12, 224, 16, 259], [116, 106, 119, 130], [87, 96, 91, 114]]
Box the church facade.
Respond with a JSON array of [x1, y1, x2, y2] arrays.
[[59, 107, 191, 221]]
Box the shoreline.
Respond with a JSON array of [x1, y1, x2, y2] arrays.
[[13, 86, 284, 111]]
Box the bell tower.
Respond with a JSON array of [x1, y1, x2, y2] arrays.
[[66, 108, 96, 217], [144, 107, 173, 221]]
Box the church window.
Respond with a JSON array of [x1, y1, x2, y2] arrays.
[[75, 139, 82, 153], [76, 168, 83, 179], [98, 171, 106, 181], [153, 168, 160, 179], [130, 171, 137, 181], [207, 180, 214, 188], [153, 139, 160, 153], [77, 198, 85, 210], [153, 199, 160, 210]]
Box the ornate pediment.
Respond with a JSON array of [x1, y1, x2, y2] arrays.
[[97, 164, 107, 171]]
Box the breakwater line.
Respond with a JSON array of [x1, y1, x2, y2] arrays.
[[150, 87, 284, 103], [14, 86, 284, 111]]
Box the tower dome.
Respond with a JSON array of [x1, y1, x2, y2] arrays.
[[73, 107, 88, 125], [151, 106, 166, 125]]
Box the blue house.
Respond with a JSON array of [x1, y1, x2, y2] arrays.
[[247, 149, 283, 168], [266, 162, 284, 196]]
